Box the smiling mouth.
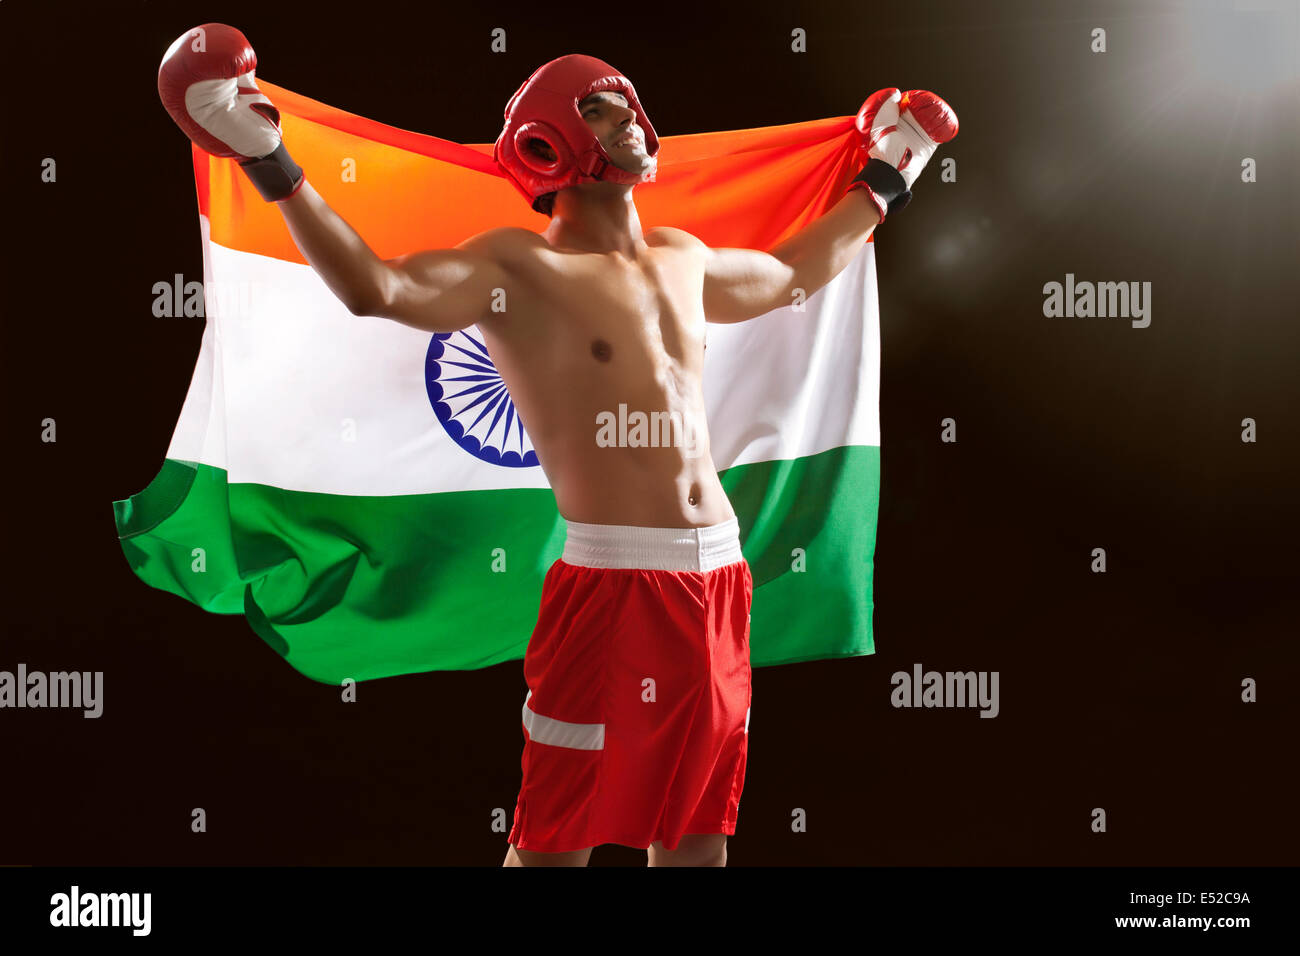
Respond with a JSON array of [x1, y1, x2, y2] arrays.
[[613, 134, 641, 148]]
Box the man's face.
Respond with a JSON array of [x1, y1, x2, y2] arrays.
[[521, 88, 654, 207], [576, 90, 653, 174]]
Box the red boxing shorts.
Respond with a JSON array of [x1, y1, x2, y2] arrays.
[[507, 516, 753, 854]]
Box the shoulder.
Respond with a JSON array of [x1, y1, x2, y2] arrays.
[[455, 226, 549, 269], [646, 225, 708, 253], [646, 227, 711, 270]]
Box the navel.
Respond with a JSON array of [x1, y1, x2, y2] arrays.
[[687, 482, 701, 507], [591, 339, 613, 362]]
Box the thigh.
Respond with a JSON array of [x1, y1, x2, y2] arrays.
[[647, 834, 727, 867], [504, 844, 593, 867]]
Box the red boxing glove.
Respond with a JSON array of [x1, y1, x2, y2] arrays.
[[157, 23, 304, 202], [848, 88, 959, 222]]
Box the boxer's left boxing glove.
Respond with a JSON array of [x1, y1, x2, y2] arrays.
[[157, 23, 304, 202], [848, 88, 958, 222]]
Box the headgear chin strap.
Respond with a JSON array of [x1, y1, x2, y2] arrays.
[[494, 54, 660, 212]]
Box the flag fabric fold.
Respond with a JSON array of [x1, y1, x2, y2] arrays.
[[114, 79, 882, 684]]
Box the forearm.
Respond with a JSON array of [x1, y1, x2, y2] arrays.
[[277, 180, 390, 314], [769, 188, 881, 299]]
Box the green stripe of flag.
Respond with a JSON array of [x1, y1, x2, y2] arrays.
[[114, 445, 877, 684]]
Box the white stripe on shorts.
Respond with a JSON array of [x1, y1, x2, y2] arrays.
[[560, 516, 742, 572], [522, 690, 605, 750]]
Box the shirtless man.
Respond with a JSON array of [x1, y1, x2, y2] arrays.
[[159, 28, 957, 867]]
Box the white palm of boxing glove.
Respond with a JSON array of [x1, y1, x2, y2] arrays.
[[179, 69, 283, 160], [861, 90, 939, 189]]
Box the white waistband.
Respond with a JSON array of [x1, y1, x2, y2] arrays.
[[560, 516, 742, 572]]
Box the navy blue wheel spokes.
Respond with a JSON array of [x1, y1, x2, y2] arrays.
[[425, 330, 539, 468]]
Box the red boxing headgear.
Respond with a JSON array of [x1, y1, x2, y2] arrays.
[[494, 54, 660, 212]]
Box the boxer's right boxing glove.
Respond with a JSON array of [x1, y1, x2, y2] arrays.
[[158, 23, 304, 202]]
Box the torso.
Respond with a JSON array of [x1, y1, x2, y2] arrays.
[[475, 226, 733, 529]]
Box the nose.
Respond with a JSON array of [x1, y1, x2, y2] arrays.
[[608, 113, 635, 145]]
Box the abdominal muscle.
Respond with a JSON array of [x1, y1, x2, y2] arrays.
[[481, 333, 735, 529], [503, 373, 736, 529], [544, 430, 735, 529]]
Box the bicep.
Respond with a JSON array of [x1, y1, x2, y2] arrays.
[[702, 246, 796, 324], [371, 241, 513, 333]]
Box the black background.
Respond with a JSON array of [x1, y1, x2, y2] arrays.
[[1, 0, 1296, 865]]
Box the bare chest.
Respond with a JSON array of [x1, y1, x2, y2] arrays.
[[527, 238, 707, 368]]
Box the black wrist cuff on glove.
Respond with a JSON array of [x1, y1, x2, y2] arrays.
[[238, 142, 304, 202], [850, 159, 912, 217]]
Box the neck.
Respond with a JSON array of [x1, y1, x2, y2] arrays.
[[543, 183, 645, 257]]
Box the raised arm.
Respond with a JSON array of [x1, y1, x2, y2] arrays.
[[278, 183, 520, 332], [697, 190, 881, 324], [158, 22, 519, 334], [698, 86, 959, 323]]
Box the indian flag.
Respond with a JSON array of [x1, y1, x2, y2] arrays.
[[113, 79, 882, 684]]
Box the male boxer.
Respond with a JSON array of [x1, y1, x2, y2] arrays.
[[158, 26, 957, 867]]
